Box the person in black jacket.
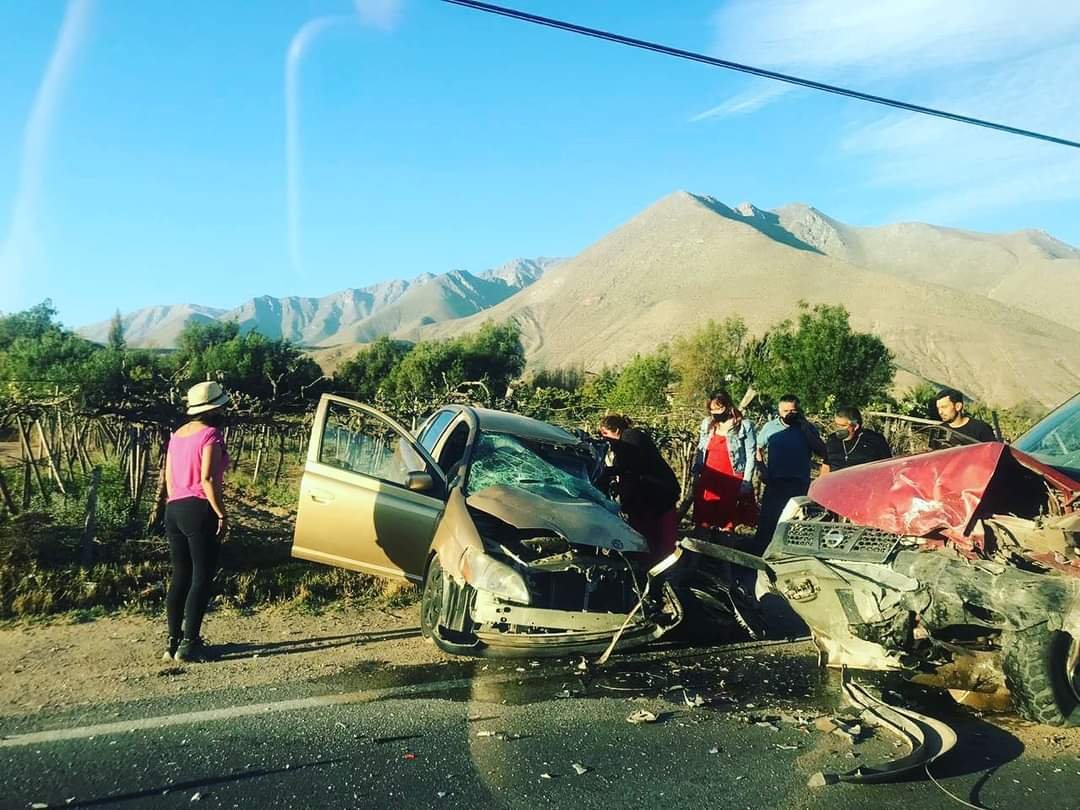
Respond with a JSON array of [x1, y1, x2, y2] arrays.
[[599, 414, 681, 561], [820, 406, 892, 474]]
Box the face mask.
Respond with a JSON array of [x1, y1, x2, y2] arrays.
[[835, 428, 851, 438], [781, 412, 800, 426], [710, 410, 729, 421]]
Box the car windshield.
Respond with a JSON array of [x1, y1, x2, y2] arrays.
[[1013, 393, 1080, 480], [466, 432, 614, 509]]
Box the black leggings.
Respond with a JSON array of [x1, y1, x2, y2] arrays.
[[165, 497, 221, 640]]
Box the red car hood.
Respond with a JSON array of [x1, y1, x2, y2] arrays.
[[809, 442, 1080, 544]]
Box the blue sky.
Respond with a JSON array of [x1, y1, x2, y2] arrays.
[[2, 0, 1079, 328]]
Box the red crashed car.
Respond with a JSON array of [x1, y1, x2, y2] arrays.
[[763, 393, 1080, 726]]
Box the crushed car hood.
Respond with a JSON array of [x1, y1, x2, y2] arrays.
[[809, 442, 1080, 544], [466, 485, 649, 553]]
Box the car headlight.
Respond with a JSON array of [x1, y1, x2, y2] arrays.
[[461, 550, 531, 605]]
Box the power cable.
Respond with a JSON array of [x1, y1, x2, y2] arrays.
[[440, 0, 1080, 150]]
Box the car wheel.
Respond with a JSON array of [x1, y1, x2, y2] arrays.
[[420, 554, 483, 654], [1002, 624, 1080, 727], [420, 554, 444, 641]]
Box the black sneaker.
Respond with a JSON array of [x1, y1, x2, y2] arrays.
[[162, 636, 181, 662], [174, 637, 208, 663]]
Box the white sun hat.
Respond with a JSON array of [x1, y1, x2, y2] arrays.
[[185, 381, 230, 415]]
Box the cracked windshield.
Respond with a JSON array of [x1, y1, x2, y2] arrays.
[[2, 1, 1080, 808]]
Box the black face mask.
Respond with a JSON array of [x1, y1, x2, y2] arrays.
[[710, 410, 729, 421], [781, 412, 800, 426]]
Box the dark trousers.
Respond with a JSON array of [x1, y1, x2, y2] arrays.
[[749, 478, 809, 556], [164, 497, 221, 640]]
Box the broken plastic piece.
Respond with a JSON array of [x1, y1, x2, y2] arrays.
[[627, 710, 658, 724]]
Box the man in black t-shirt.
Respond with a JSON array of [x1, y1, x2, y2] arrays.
[[929, 388, 998, 450], [821, 406, 892, 474]]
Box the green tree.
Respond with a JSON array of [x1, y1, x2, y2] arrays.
[[670, 317, 756, 405], [387, 322, 525, 403], [174, 319, 241, 358], [604, 351, 676, 411], [752, 303, 894, 412], [334, 336, 413, 401], [0, 300, 61, 350], [0, 302, 97, 385], [173, 321, 325, 410], [106, 310, 126, 351]]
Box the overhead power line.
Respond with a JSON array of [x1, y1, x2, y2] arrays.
[[441, 0, 1080, 150]]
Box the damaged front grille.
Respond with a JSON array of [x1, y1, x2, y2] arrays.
[[777, 520, 903, 562]]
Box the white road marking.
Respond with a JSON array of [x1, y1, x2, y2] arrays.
[[0, 637, 810, 749], [0, 675, 506, 748]]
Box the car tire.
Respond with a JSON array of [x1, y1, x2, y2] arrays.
[[420, 554, 483, 654], [420, 554, 444, 641], [1002, 624, 1080, 727]]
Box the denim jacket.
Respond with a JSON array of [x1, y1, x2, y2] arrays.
[[692, 417, 757, 483]]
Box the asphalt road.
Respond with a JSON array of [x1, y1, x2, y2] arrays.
[[3, 636, 1078, 810]]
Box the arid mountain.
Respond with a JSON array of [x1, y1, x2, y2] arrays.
[[77, 258, 557, 348], [422, 192, 1080, 407], [773, 203, 1080, 329], [78, 304, 227, 348]]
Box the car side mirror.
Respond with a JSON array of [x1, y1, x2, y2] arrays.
[[406, 471, 435, 492]]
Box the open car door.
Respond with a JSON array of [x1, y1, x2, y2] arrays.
[[292, 395, 447, 581]]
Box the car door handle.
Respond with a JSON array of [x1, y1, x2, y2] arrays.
[[309, 491, 334, 504]]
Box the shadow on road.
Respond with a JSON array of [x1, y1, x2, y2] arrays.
[[64, 756, 350, 807], [212, 628, 420, 660]]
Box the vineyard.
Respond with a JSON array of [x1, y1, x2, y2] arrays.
[[0, 299, 1043, 621]]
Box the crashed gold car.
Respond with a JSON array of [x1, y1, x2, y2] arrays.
[[292, 395, 754, 657], [763, 393, 1080, 726]]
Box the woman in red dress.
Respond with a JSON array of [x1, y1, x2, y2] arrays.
[[692, 392, 758, 532]]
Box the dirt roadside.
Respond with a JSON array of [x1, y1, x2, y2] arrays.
[[0, 603, 445, 718]]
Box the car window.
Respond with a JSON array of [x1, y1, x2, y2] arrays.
[[318, 400, 427, 487], [436, 422, 470, 475], [1014, 393, 1080, 479], [466, 432, 615, 510], [417, 410, 455, 454]]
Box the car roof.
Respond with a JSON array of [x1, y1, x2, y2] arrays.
[[442, 405, 581, 445]]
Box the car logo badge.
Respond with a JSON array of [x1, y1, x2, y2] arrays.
[[822, 529, 846, 549]]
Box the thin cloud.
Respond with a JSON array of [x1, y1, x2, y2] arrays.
[[354, 0, 404, 31], [285, 1, 406, 276], [701, 0, 1080, 228], [690, 82, 792, 122], [285, 15, 353, 277], [0, 0, 95, 308]]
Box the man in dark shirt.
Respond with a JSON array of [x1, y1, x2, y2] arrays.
[[821, 406, 891, 474], [929, 388, 998, 450]]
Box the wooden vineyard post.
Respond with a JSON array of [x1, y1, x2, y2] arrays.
[[146, 441, 168, 534], [129, 428, 149, 533], [16, 415, 49, 504], [35, 417, 68, 496], [56, 409, 79, 482], [273, 428, 286, 484], [252, 425, 266, 485], [0, 466, 17, 516], [81, 467, 101, 567]]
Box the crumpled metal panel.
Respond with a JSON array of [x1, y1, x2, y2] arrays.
[[810, 443, 1007, 539], [467, 485, 649, 553]]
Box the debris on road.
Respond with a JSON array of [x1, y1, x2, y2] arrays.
[[627, 709, 659, 724], [812, 676, 957, 786], [572, 763, 589, 775]]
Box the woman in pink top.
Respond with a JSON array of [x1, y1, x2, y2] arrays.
[[163, 381, 231, 662]]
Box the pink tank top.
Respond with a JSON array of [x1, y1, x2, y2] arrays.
[[167, 426, 230, 503]]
